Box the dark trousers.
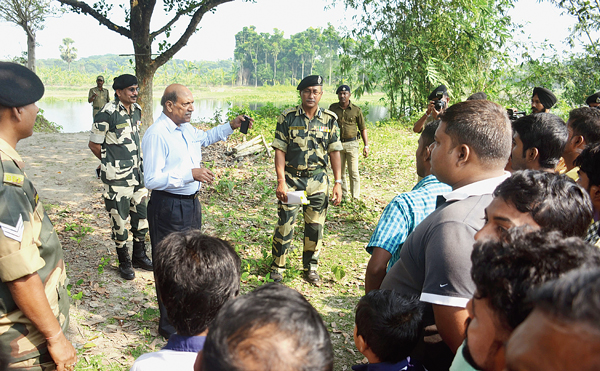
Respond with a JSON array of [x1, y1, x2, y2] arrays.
[[147, 190, 202, 338]]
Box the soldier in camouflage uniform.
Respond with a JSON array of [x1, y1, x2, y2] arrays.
[[0, 62, 76, 370], [271, 75, 343, 285], [88, 74, 152, 280]]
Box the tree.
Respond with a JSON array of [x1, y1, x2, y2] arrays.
[[0, 0, 60, 72], [57, 0, 252, 126], [59, 37, 77, 70], [338, 0, 515, 118]]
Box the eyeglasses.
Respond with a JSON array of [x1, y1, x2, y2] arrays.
[[97, 79, 103, 82], [128, 87, 140, 93], [301, 89, 322, 97]]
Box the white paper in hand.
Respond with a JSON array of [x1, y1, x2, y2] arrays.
[[284, 190, 309, 205]]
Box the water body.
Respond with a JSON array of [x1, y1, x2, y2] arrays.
[[37, 99, 389, 133]]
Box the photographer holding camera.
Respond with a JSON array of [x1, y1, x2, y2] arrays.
[[413, 85, 449, 133]]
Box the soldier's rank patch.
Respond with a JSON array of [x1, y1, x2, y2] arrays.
[[3, 173, 24, 187], [116, 123, 129, 129], [290, 126, 305, 130], [0, 214, 24, 242]]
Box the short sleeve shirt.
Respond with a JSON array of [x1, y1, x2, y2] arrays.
[[328, 101, 366, 139], [89, 87, 110, 110], [90, 100, 144, 187], [271, 105, 343, 170], [0, 138, 69, 364]]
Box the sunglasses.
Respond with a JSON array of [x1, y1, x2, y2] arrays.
[[128, 87, 140, 93], [97, 79, 103, 82]]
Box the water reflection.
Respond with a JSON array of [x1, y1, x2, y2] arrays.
[[37, 99, 388, 133]]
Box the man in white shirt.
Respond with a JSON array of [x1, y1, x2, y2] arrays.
[[381, 100, 512, 371], [141, 83, 251, 339]]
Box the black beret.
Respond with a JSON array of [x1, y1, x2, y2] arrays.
[[0, 62, 45, 107], [466, 92, 487, 101], [532, 87, 557, 109], [297, 75, 323, 91], [428, 85, 448, 100], [586, 92, 600, 105], [113, 74, 138, 90], [336, 85, 351, 94]]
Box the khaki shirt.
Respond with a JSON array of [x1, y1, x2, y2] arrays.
[[89, 100, 144, 187], [0, 138, 69, 364], [89, 87, 110, 116], [328, 101, 366, 140], [272, 105, 343, 171]]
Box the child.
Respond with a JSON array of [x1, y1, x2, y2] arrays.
[[353, 290, 426, 371]]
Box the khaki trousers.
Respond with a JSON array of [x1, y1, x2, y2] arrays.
[[340, 140, 360, 199]]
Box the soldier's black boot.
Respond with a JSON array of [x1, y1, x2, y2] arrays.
[[116, 246, 135, 280], [132, 240, 153, 271]]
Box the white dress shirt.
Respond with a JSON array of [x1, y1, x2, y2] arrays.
[[142, 112, 233, 195]]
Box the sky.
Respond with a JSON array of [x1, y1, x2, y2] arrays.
[[0, 0, 580, 63]]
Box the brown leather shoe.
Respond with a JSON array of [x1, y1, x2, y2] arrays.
[[304, 270, 320, 284]]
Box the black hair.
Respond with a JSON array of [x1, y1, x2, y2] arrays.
[[471, 228, 600, 330], [532, 267, 600, 331], [421, 119, 441, 147], [201, 283, 333, 371], [154, 230, 241, 336], [355, 291, 423, 363], [512, 113, 568, 169], [575, 142, 600, 188], [439, 100, 512, 167], [466, 92, 487, 101], [493, 170, 592, 237], [161, 90, 178, 107], [568, 107, 600, 143]]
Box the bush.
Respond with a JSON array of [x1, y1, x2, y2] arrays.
[[34, 109, 63, 133]]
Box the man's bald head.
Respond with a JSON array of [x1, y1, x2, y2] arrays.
[[161, 84, 195, 125]]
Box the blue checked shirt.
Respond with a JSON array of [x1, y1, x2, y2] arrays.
[[366, 175, 452, 271]]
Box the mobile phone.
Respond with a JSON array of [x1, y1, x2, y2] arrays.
[[240, 115, 251, 134]]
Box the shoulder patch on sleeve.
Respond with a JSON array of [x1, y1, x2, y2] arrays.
[[3, 173, 24, 187], [282, 107, 297, 116], [0, 214, 24, 242], [323, 109, 338, 121]]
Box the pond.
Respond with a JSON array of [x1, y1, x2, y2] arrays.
[[37, 99, 390, 133]]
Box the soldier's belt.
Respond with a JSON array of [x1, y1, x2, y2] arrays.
[[341, 137, 358, 143], [285, 167, 325, 178]]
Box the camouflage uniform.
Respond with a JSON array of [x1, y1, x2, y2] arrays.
[[0, 138, 69, 369], [271, 106, 343, 272], [89, 100, 148, 249], [88, 87, 110, 119]]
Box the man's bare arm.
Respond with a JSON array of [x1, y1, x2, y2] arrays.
[[432, 304, 469, 353], [88, 141, 101, 160], [365, 247, 392, 293], [274, 149, 288, 202]]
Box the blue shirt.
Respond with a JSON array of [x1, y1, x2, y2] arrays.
[[352, 357, 426, 371], [142, 112, 233, 195], [366, 175, 451, 271]]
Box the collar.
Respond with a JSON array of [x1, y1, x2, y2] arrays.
[[351, 358, 411, 371], [163, 334, 206, 353], [0, 137, 24, 168], [414, 174, 440, 188], [298, 105, 323, 119], [158, 112, 184, 134], [442, 172, 510, 202]]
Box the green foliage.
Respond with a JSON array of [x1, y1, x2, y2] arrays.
[[67, 278, 84, 301], [64, 221, 94, 245], [331, 265, 346, 281], [59, 38, 77, 70], [97, 256, 110, 275], [34, 108, 63, 133]]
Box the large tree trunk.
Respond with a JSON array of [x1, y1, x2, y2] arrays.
[[26, 28, 36, 72]]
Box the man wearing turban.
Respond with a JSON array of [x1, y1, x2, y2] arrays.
[[531, 87, 557, 113]]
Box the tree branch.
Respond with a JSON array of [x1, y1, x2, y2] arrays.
[[149, 11, 183, 41], [55, 0, 131, 38], [154, 0, 234, 66]]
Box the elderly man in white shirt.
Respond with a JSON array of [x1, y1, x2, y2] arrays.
[[142, 83, 251, 339]]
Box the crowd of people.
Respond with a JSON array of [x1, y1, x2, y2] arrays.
[[1, 60, 600, 371]]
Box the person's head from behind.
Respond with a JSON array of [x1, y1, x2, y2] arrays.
[[575, 142, 600, 213], [464, 228, 600, 371], [431, 100, 512, 188], [197, 283, 333, 371], [475, 170, 592, 241], [354, 290, 423, 364], [154, 230, 241, 336], [505, 267, 600, 371], [510, 113, 568, 171], [466, 92, 487, 101], [415, 120, 440, 178], [563, 107, 600, 169]]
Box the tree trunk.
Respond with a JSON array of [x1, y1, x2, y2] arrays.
[[26, 28, 36, 72]]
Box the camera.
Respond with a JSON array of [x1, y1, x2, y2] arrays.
[[506, 109, 526, 121], [240, 115, 251, 134], [434, 99, 446, 111]]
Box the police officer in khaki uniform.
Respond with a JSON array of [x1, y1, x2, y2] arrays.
[[88, 74, 152, 280], [0, 62, 76, 370], [271, 75, 343, 284], [88, 75, 110, 119], [328, 85, 369, 200]]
